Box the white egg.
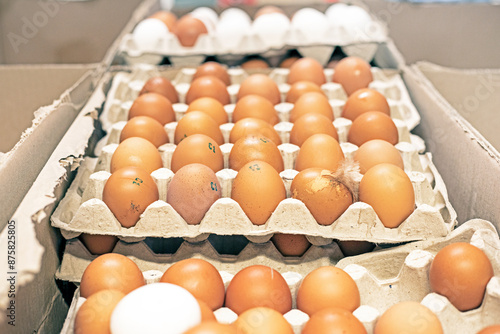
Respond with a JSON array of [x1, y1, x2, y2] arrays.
[[216, 18, 250, 50], [219, 7, 251, 25], [344, 6, 373, 29], [252, 13, 290, 49], [132, 18, 168, 50], [191, 7, 219, 26], [110, 283, 201, 334], [291, 8, 329, 43], [325, 3, 349, 22]]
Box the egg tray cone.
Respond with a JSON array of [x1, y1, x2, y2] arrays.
[[59, 219, 500, 334], [100, 65, 421, 133]]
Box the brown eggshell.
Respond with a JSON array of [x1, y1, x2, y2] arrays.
[[342, 88, 390, 121], [149, 11, 177, 31], [80, 234, 119, 255], [271, 233, 311, 257], [233, 307, 293, 334], [170, 134, 224, 173], [193, 62, 230, 86], [110, 137, 164, 174], [358, 163, 415, 228], [348, 111, 399, 147], [286, 81, 325, 104], [291, 168, 353, 225], [166, 163, 221, 225], [478, 326, 500, 334], [120, 116, 169, 148], [196, 299, 216, 322], [74, 289, 125, 334], [255, 5, 285, 18], [287, 57, 327, 86], [237, 74, 281, 105], [290, 113, 338, 147], [295, 134, 344, 171], [174, 111, 224, 145], [232, 94, 279, 125], [302, 307, 367, 334], [184, 322, 237, 334], [128, 92, 175, 125], [289, 92, 334, 123], [103, 166, 160, 228], [354, 139, 404, 174], [241, 58, 270, 69], [139, 77, 178, 103], [174, 15, 208, 47], [332, 56, 373, 96], [187, 97, 228, 125], [279, 56, 300, 69], [337, 240, 376, 257], [374, 301, 443, 334], [186, 76, 230, 105], [229, 135, 284, 172], [231, 160, 286, 225], [230, 117, 282, 145]]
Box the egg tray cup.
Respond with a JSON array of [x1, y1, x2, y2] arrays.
[[59, 219, 499, 334], [100, 64, 421, 133], [50, 133, 457, 244]]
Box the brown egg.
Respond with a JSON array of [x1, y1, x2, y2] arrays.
[[302, 307, 367, 334], [225, 265, 292, 314], [348, 111, 398, 146], [286, 81, 325, 104], [193, 62, 231, 86], [185, 322, 237, 334], [429, 242, 494, 312], [74, 289, 125, 334], [233, 94, 279, 125], [186, 76, 230, 105], [174, 15, 208, 47], [174, 111, 224, 145], [354, 139, 404, 174], [290, 113, 338, 147], [128, 92, 175, 125], [110, 137, 163, 174], [241, 58, 270, 69], [271, 233, 311, 257], [231, 160, 286, 225], [166, 163, 221, 225], [289, 92, 334, 123], [332, 56, 373, 96], [187, 97, 228, 125], [255, 5, 285, 18], [233, 307, 293, 334], [295, 134, 344, 171], [170, 134, 224, 173], [342, 88, 390, 121], [297, 266, 360, 315], [149, 11, 177, 31], [229, 135, 284, 172], [291, 168, 353, 225], [374, 301, 443, 334], [120, 116, 169, 148], [359, 163, 415, 228], [337, 240, 376, 256], [287, 57, 327, 86], [230, 118, 282, 145], [80, 253, 145, 298], [478, 325, 500, 334], [237, 74, 281, 105], [80, 234, 119, 255], [139, 77, 178, 103], [279, 56, 300, 69], [103, 166, 159, 228], [160, 258, 225, 310]]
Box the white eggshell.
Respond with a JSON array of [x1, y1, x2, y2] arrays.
[[291, 8, 329, 43], [216, 19, 250, 50], [219, 8, 251, 24], [191, 7, 219, 25], [132, 18, 169, 50], [325, 3, 349, 22], [110, 283, 201, 334], [252, 13, 290, 49]]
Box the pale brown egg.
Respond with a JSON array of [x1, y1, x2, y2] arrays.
[[74, 289, 125, 334], [110, 137, 163, 174], [291, 168, 353, 225], [290, 113, 338, 147], [231, 160, 286, 225], [103, 166, 159, 228], [289, 92, 334, 123], [128, 92, 175, 125], [193, 62, 231, 86], [229, 135, 284, 172], [359, 163, 415, 228], [139, 77, 178, 103], [374, 301, 443, 334], [232, 94, 279, 125], [255, 5, 285, 18], [187, 97, 228, 125], [332, 56, 373, 96], [196, 299, 216, 322], [166, 163, 221, 225], [271, 233, 311, 257], [233, 307, 293, 334], [79, 234, 119, 255], [354, 139, 404, 174], [230, 117, 282, 145], [184, 322, 237, 334], [287, 57, 327, 86], [186, 76, 230, 105], [302, 307, 367, 334], [120, 116, 169, 148], [237, 74, 281, 105], [286, 81, 325, 104], [342, 88, 390, 121], [241, 58, 270, 69], [478, 325, 500, 334], [295, 134, 344, 171], [170, 134, 224, 173], [348, 111, 398, 146], [174, 15, 208, 47], [279, 56, 300, 68], [174, 111, 224, 145], [149, 11, 177, 31]]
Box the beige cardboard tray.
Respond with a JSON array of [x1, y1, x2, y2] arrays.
[[100, 65, 421, 132], [59, 219, 499, 334]]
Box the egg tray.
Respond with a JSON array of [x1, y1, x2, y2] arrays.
[[100, 65, 421, 132], [50, 139, 457, 244], [59, 219, 500, 334]]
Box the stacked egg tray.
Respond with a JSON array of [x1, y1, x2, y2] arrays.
[[50, 65, 457, 246], [58, 219, 500, 334], [118, 2, 387, 66]]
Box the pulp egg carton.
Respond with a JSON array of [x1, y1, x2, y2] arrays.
[[50, 138, 457, 244], [59, 220, 499, 334], [100, 65, 420, 132]]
